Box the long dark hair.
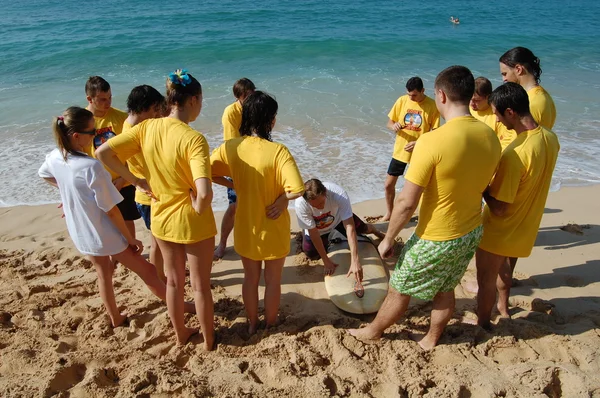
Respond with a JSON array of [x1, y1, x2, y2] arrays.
[[53, 106, 94, 160], [239, 91, 278, 141], [500, 47, 542, 84]]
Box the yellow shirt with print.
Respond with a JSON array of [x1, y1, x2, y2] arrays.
[[222, 101, 242, 141], [480, 126, 560, 258], [495, 86, 556, 149], [388, 95, 440, 163], [107, 118, 217, 244], [211, 136, 304, 260], [405, 116, 501, 241], [85, 107, 128, 181], [122, 121, 151, 206]]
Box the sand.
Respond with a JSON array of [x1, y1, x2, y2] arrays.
[[1, 185, 600, 397]]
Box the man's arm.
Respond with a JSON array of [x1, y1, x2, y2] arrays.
[[379, 181, 424, 258], [343, 218, 362, 282], [387, 118, 405, 133], [212, 177, 234, 189], [483, 189, 510, 217], [307, 227, 338, 275]]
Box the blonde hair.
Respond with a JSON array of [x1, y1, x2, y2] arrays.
[[53, 106, 94, 160]]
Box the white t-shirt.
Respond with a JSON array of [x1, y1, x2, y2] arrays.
[[38, 149, 128, 256], [295, 182, 353, 236]]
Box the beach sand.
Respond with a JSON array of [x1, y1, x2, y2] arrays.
[[1, 185, 599, 397]]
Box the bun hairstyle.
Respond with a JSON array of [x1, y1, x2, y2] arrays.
[[239, 91, 278, 142], [53, 106, 94, 160], [166, 69, 202, 109], [499, 47, 542, 84]]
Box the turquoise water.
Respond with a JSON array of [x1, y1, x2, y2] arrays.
[[1, 0, 600, 209]]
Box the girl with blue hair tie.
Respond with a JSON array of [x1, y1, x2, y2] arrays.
[[97, 70, 217, 350]]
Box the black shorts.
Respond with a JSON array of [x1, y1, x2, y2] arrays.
[[117, 185, 141, 221], [387, 158, 407, 177]]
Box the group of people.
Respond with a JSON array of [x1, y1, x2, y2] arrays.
[[39, 45, 559, 351]]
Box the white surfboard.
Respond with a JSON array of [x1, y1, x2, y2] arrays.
[[324, 233, 389, 314]]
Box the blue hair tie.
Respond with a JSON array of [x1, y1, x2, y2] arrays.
[[169, 69, 192, 87]]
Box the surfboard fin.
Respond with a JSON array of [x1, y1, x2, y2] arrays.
[[354, 281, 365, 298]]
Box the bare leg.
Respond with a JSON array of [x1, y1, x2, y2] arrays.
[[214, 203, 236, 259], [416, 290, 455, 350], [156, 238, 197, 345], [383, 175, 399, 221], [348, 287, 411, 340], [496, 257, 514, 318], [366, 223, 386, 240], [241, 256, 262, 334], [89, 255, 126, 327], [475, 248, 507, 329], [186, 237, 216, 351], [150, 234, 165, 283], [264, 257, 285, 327]]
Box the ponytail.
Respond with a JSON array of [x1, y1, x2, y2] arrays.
[[52, 106, 94, 160], [499, 47, 543, 84]]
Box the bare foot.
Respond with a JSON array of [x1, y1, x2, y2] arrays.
[[202, 335, 216, 351], [462, 279, 479, 294], [382, 213, 391, 222], [183, 301, 196, 314], [248, 322, 258, 335], [410, 333, 436, 351], [460, 316, 478, 326], [497, 303, 511, 319], [176, 327, 199, 346], [213, 244, 226, 260], [110, 313, 128, 328], [347, 327, 381, 341]]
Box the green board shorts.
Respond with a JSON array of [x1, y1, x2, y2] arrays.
[[390, 225, 483, 300]]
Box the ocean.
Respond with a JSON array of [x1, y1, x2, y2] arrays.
[[1, 0, 599, 210]]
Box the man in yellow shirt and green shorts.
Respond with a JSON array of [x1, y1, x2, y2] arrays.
[[476, 83, 560, 330], [384, 77, 440, 221], [349, 66, 501, 350]]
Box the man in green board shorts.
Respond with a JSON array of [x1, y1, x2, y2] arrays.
[[349, 66, 501, 350]]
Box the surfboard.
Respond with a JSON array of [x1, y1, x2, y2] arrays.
[[324, 232, 389, 314]]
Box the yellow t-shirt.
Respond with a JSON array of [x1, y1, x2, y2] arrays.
[[494, 86, 556, 149], [211, 136, 305, 260], [222, 101, 242, 141], [388, 95, 440, 163], [107, 118, 217, 244], [470, 106, 499, 133], [479, 126, 560, 258], [85, 107, 128, 181], [122, 121, 151, 206], [529, 86, 556, 129], [406, 116, 501, 241]]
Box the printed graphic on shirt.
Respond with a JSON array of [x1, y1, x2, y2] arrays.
[[314, 212, 335, 230], [94, 127, 117, 149], [404, 110, 423, 131]]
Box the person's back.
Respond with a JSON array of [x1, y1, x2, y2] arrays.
[[41, 148, 126, 254], [110, 117, 216, 242], [528, 86, 556, 129], [213, 135, 301, 259], [410, 116, 501, 240]]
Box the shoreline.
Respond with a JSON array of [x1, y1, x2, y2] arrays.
[[1, 185, 600, 396]]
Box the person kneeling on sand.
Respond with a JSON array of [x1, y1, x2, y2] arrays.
[[348, 66, 501, 350], [475, 83, 560, 330], [295, 179, 385, 280], [39, 107, 194, 328]]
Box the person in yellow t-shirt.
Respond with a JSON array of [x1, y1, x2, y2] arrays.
[[384, 76, 440, 221], [211, 91, 304, 335], [96, 70, 217, 350], [123, 85, 166, 283], [349, 66, 501, 350], [85, 76, 139, 238], [214, 78, 256, 260], [498, 47, 557, 148], [476, 83, 559, 330]]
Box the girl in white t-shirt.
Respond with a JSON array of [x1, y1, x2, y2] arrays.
[[39, 106, 192, 327]]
